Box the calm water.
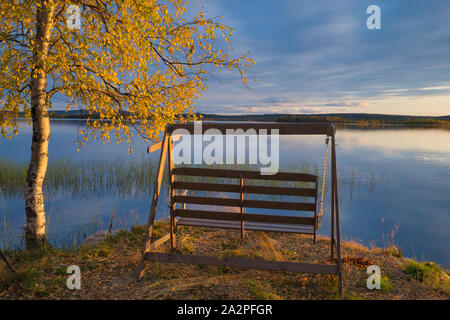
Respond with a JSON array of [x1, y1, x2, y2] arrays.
[[0, 120, 449, 267]]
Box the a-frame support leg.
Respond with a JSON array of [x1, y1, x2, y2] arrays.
[[331, 128, 343, 296], [0, 249, 16, 274], [168, 135, 176, 249], [313, 179, 318, 245], [137, 130, 169, 281]]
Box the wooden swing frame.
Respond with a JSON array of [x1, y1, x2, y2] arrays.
[[137, 122, 343, 295]]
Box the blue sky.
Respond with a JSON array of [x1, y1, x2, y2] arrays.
[[192, 0, 450, 116]]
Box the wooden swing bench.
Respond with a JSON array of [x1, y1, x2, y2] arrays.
[[138, 122, 343, 295]]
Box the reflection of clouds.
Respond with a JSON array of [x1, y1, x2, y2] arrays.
[[390, 152, 450, 166], [277, 128, 450, 168], [357, 136, 369, 145], [380, 150, 396, 159], [337, 129, 450, 157], [418, 153, 450, 165]]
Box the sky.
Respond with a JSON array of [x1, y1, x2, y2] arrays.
[[190, 0, 450, 116]]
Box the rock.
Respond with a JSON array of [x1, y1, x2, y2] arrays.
[[82, 230, 121, 246], [131, 225, 142, 232]]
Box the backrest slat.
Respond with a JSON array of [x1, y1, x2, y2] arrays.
[[173, 181, 240, 193], [173, 195, 240, 207], [172, 181, 316, 197], [172, 167, 317, 182]]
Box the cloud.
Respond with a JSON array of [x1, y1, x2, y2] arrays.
[[262, 97, 298, 104], [196, 96, 371, 115], [418, 86, 450, 91], [191, 0, 450, 116], [359, 102, 370, 107], [321, 101, 370, 108]]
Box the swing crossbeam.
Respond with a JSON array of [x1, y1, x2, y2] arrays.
[[137, 122, 343, 296]]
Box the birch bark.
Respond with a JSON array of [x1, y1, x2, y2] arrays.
[[25, 1, 55, 247]]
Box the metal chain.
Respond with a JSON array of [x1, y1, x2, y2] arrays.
[[318, 137, 330, 226]]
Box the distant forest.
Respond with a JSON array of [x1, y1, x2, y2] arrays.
[[10, 110, 450, 126], [200, 113, 450, 126]]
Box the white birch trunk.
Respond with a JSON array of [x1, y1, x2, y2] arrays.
[[25, 1, 55, 247]]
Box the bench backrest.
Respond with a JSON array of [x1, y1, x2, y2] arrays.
[[170, 167, 318, 226]]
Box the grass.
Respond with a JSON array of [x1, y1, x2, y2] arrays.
[[380, 275, 394, 293], [246, 279, 282, 300], [0, 220, 448, 300], [0, 155, 157, 198], [403, 260, 450, 292], [382, 245, 402, 258]]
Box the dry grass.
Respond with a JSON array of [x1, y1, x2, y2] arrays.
[[0, 220, 448, 300]]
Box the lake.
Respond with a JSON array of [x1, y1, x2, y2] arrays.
[[0, 119, 449, 268]]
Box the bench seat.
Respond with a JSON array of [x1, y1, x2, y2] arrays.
[[176, 217, 314, 234]]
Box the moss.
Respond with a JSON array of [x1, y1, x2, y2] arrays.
[[380, 275, 393, 293], [404, 260, 439, 282], [246, 279, 281, 300], [220, 239, 240, 250], [189, 229, 206, 240], [344, 291, 365, 300], [55, 266, 66, 276], [403, 260, 449, 292], [383, 246, 402, 258]]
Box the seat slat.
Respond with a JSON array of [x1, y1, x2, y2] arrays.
[[172, 167, 317, 182], [174, 209, 315, 225], [245, 213, 315, 225], [172, 181, 316, 197], [243, 199, 316, 211], [173, 196, 315, 212], [176, 217, 314, 234]]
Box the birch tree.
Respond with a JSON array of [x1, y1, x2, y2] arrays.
[[0, 0, 254, 247]]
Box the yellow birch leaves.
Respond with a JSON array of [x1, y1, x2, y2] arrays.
[[0, 0, 254, 146]]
